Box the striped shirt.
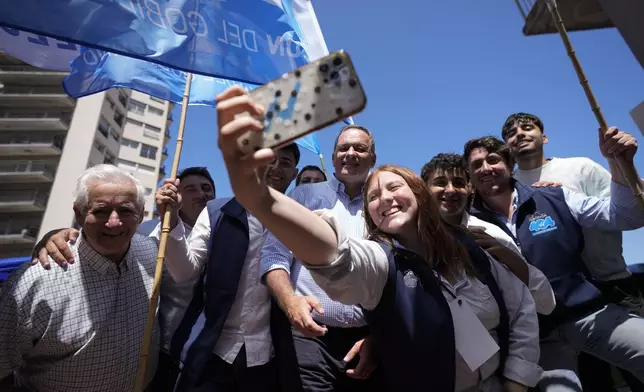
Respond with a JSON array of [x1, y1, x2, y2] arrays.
[[260, 176, 367, 328], [0, 233, 160, 392]]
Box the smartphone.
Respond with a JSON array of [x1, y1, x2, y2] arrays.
[[237, 50, 367, 154]]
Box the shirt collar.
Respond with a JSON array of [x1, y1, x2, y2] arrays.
[[330, 174, 365, 201], [76, 231, 133, 276]]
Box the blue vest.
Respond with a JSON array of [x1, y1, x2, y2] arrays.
[[470, 182, 606, 334], [363, 229, 509, 392], [170, 198, 298, 391]]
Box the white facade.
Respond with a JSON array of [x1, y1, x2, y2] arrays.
[[0, 52, 172, 258]]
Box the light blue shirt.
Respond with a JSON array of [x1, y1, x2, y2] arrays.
[[260, 176, 367, 328]]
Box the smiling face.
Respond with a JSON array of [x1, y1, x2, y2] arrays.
[[178, 174, 215, 223], [503, 119, 548, 160], [427, 168, 470, 221], [466, 147, 512, 197], [74, 180, 142, 262], [265, 147, 298, 193], [333, 128, 375, 187], [365, 171, 418, 237]]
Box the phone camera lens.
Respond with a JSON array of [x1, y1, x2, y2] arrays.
[[333, 56, 343, 66], [319, 63, 329, 73], [330, 71, 339, 80]]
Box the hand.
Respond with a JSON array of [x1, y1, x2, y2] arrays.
[[503, 380, 528, 392], [531, 181, 561, 188], [156, 178, 181, 229], [216, 86, 274, 210], [344, 336, 378, 380], [283, 295, 328, 337], [30, 228, 80, 269], [468, 227, 507, 256], [599, 126, 638, 162]]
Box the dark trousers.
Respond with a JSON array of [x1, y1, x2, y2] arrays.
[[181, 346, 279, 392], [292, 326, 383, 392], [579, 276, 644, 392], [147, 351, 181, 392]]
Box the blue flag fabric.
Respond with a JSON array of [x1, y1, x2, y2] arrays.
[[0, 0, 329, 85]]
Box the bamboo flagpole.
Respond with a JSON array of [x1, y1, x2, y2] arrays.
[[544, 0, 644, 209], [134, 72, 193, 391], [319, 154, 328, 177]]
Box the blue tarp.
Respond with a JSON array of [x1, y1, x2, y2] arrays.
[[0, 256, 30, 281]]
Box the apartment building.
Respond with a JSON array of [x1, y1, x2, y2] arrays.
[[0, 52, 172, 258]]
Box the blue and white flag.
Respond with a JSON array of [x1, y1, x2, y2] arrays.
[[0, 0, 329, 84], [64, 47, 258, 107]]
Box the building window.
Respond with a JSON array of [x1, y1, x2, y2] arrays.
[[149, 96, 165, 104], [117, 159, 136, 168], [109, 128, 120, 141], [138, 164, 155, 172], [128, 99, 146, 115], [118, 90, 128, 107], [93, 139, 106, 153], [144, 124, 161, 132], [145, 187, 153, 196], [104, 152, 115, 165], [126, 118, 144, 127], [113, 110, 125, 127], [106, 97, 115, 110], [121, 138, 139, 148], [97, 117, 110, 138], [148, 106, 163, 116], [140, 144, 158, 160]]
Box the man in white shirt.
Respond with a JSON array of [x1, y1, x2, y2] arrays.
[[155, 143, 302, 392], [0, 164, 160, 391], [501, 113, 644, 391], [420, 152, 556, 315]]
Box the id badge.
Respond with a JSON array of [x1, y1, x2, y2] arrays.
[[449, 297, 500, 371]]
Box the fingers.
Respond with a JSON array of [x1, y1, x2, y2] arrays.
[[69, 229, 80, 245], [343, 339, 363, 363], [52, 232, 75, 262], [305, 296, 325, 315], [44, 240, 70, 267], [216, 93, 265, 132], [346, 357, 376, 380], [300, 317, 328, 337]]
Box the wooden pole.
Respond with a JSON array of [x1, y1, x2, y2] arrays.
[[544, 0, 644, 209], [318, 154, 328, 177], [134, 72, 193, 391]]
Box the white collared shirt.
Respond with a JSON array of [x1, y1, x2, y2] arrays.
[[462, 212, 556, 315], [154, 207, 273, 366]]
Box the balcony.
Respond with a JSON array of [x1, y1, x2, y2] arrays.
[[158, 165, 166, 181], [0, 162, 56, 183], [163, 129, 171, 146], [0, 65, 68, 85], [0, 112, 71, 131], [515, 0, 613, 36], [0, 190, 49, 212], [0, 86, 75, 108], [162, 148, 169, 160], [0, 135, 64, 156], [0, 219, 39, 246]]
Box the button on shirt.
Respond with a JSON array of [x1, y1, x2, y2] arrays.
[[155, 207, 273, 366], [260, 176, 367, 328], [0, 233, 160, 392]]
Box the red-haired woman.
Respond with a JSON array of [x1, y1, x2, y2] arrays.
[[214, 87, 542, 392]]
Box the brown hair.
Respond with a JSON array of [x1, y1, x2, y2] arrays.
[[363, 164, 474, 281]]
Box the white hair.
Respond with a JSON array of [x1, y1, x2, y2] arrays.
[[73, 164, 146, 212]]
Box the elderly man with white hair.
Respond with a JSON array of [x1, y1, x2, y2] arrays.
[[0, 164, 160, 392]]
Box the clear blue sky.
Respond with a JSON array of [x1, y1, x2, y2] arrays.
[[166, 0, 644, 264]]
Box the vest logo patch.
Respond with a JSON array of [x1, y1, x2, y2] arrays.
[[403, 270, 418, 288], [528, 212, 557, 236]]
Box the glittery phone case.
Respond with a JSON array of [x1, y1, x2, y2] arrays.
[[237, 50, 367, 154]]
